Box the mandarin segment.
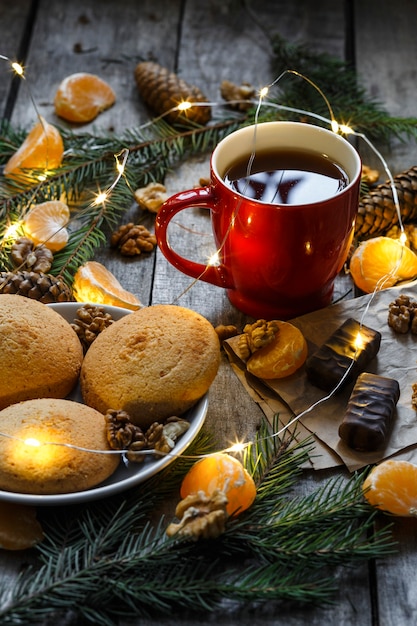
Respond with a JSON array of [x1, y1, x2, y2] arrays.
[[4, 117, 64, 183], [54, 72, 116, 123], [246, 320, 307, 379], [0, 502, 44, 550], [23, 200, 70, 252], [350, 237, 417, 293], [180, 452, 256, 516], [362, 459, 417, 517], [72, 261, 141, 310]]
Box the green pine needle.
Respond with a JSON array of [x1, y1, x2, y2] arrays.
[[266, 34, 417, 142], [0, 418, 396, 625]]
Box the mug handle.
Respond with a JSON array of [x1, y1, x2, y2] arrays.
[[155, 187, 233, 289]]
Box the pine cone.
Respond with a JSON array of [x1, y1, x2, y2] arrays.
[[355, 165, 417, 239], [134, 61, 211, 126], [0, 270, 73, 303]]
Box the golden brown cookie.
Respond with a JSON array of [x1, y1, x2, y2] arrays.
[[0, 398, 119, 494], [0, 295, 83, 409], [80, 304, 220, 427]]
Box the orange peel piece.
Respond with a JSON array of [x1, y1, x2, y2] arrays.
[[54, 72, 116, 123], [350, 236, 417, 293], [72, 261, 141, 310], [246, 320, 308, 379], [23, 200, 70, 252], [363, 459, 417, 517], [4, 117, 64, 183], [0, 502, 44, 550]]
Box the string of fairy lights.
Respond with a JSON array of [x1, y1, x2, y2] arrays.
[[0, 53, 410, 471]]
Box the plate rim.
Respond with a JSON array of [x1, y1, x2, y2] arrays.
[[0, 302, 208, 506]]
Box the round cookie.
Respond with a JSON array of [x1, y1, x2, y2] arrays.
[[0, 398, 119, 494], [80, 304, 220, 427], [0, 295, 83, 409]]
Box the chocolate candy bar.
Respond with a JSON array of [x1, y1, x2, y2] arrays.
[[338, 372, 400, 452], [305, 318, 381, 392]]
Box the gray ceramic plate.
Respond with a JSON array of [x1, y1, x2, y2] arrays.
[[0, 302, 208, 506]]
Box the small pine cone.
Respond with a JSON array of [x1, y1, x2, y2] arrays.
[[0, 270, 73, 303], [355, 165, 417, 239], [134, 61, 211, 126], [110, 223, 157, 256], [71, 304, 114, 352]]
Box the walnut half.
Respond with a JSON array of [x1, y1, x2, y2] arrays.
[[238, 319, 279, 361], [388, 294, 417, 334], [166, 489, 229, 541]]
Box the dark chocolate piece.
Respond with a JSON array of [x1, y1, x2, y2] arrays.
[[338, 372, 400, 452], [305, 318, 381, 392]]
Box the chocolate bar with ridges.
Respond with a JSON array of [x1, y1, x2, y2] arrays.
[[338, 372, 400, 451], [305, 318, 381, 392]]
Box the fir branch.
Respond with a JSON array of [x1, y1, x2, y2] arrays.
[[0, 418, 395, 626], [0, 117, 241, 284], [267, 34, 417, 142]]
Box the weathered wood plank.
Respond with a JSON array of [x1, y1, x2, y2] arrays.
[[0, 0, 33, 117], [8, 0, 183, 133], [148, 3, 374, 626], [5, 1, 416, 624], [354, 2, 417, 624], [354, 0, 417, 173], [4, 0, 186, 306]]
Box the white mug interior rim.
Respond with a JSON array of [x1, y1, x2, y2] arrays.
[[212, 121, 361, 197]]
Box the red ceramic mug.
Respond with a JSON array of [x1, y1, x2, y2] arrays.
[[155, 121, 361, 319]]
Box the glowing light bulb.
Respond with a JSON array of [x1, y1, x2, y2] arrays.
[[259, 86, 269, 98], [207, 251, 220, 266], [224, 441, 249, 454], [354, 332, 365, 351], [11, 61, 24, 77], [24, 437, 41, 447], [399, 231, 408, 246], [3, 222, 22, 240], [177, 101, 192, 112], [93, 192, 108, 205], [331, 119, 339, 133], [339, 123, 354, 135]]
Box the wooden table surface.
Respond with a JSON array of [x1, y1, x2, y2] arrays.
[[1, 1, 417, 624]]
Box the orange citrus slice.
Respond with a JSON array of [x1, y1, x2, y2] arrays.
[[363, 459, 417, 517], [54, 72, 116, 123], [246, 320, 308, 379], [4, 117, 64, 183], [72, 261, 141, 310], [0, 502, 44, 550], [23, 200, 70, 252], [180, 452, 256, 516], [350, 236, 417, 293]]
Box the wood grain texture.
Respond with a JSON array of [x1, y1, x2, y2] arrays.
[[354, 0, 417, 172], [354, 3, 417, 622], [0, 0, 33, 118], [1, 1, 417, 624]]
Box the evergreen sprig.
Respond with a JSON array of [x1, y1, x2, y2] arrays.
[[0, 418, 395, 626], [267, 34, 417, 142], [0, 117, 240, 283]]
